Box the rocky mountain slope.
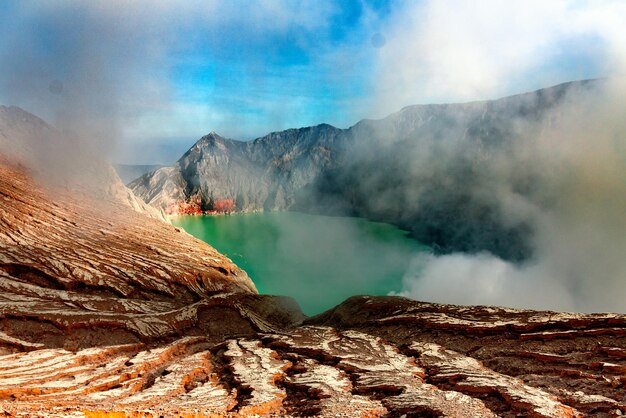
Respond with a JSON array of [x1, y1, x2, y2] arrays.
[[1, 104, 626, 417], [130, 123, 344, 214], [130, 80, 598, 261]]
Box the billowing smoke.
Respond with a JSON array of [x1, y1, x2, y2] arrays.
[[391, 77, 626, 313], [290, 74, 623, 313], [366, 1, 626, 312], [350, 1, 626, 312]]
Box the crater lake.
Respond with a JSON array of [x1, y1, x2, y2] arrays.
[[173, 212, 429, 315]]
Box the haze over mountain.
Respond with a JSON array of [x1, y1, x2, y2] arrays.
[[131, 79, 595, 262]]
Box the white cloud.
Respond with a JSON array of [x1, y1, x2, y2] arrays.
[[371, 0, 626, 115], [0, 0, 342, 162], [397, 253, 576, 311]]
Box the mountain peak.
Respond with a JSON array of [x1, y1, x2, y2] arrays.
[[205, 130, 223, 139], [196, 131, 226, 145], [181, 131, 229, 158]]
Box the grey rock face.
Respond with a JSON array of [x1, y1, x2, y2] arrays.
[[130, 125, 345, 213], [131, 80, 600, 261]]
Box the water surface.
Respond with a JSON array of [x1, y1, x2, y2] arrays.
[[173, 212, 428, 315]]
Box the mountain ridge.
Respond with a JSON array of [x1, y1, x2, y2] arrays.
[[131, 79, 601, 261]]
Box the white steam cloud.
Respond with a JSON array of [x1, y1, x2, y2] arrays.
[[396, 78, 626, 313], [365, 1, 626, 313]]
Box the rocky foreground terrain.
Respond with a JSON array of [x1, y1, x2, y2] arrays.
[[1, 105, 626, 417]]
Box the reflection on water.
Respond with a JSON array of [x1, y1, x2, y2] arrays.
[[173, 212, 429, 315]]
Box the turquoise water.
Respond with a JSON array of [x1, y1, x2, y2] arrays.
[[173, 212, 428, 315]]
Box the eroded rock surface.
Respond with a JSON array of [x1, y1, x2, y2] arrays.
[[4, 309, 626, 417], [0, 159, 256, 301]]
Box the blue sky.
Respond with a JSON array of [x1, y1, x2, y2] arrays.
[[0, 1, 621, 163], [139, 1, 392, 140]]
